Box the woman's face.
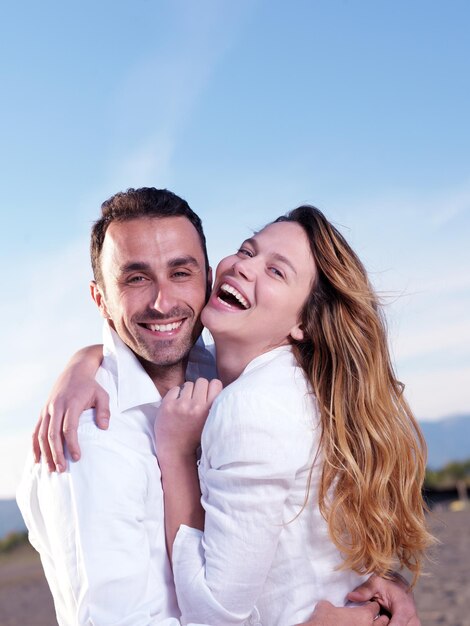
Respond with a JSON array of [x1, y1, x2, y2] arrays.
[[202, 221, 317, 355]]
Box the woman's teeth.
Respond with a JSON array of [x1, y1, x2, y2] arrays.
[[219, 283, 250, 309]]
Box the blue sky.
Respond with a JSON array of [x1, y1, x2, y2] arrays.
[[1, 0, 469, 497]]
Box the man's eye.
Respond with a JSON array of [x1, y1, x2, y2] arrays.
[[127, 275, 147, 283], [237, 248, 253, 258], [172, 271, 191, 278]]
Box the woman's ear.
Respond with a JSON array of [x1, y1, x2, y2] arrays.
[[289, 323, 304, 342]]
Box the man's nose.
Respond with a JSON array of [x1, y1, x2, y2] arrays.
[[151, 283, 178, 313]]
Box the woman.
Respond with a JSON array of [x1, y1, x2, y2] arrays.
[[35, 206, 432, 625], [152, 207, 431, 625]]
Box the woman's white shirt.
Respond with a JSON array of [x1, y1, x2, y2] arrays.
[[172, 345, 367, 626]]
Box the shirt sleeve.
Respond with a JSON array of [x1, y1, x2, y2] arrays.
[[172, 390, 312, 626], [17, 412, 175, 626]]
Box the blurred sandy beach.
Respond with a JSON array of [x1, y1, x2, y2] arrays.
[[0, 506, 468, 626], [415, 505, 470, 626]]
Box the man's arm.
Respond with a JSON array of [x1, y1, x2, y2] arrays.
[[19, 415, 172, 626], [297, 600, 389, 625]]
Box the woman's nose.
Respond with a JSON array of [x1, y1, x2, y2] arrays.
[[232, 257, 256, 281]]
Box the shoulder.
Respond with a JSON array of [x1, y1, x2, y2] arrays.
[[203, 350, 318, 461], [216, 347, 313, 420]]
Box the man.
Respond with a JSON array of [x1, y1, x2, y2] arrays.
[[18, 188, 418, 626]]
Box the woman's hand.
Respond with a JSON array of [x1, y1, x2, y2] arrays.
[[32, 345, 107, 472], [155, 378, 223, 462]]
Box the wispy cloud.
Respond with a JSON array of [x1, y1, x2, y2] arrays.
[[102, 1, 256, 191], [428, 181, 470, 228], [402, 366, 470, 422], [0, 238, 100, 428], [0, 1, 259, 499], [0, 237, 101, 499]]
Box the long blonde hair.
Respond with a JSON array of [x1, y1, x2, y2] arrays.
[[275, 206, 433, 584]]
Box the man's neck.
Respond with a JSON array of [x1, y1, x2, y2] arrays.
[[138, 357, 187, 397]]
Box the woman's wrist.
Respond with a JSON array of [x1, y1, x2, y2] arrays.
[[157, 449, 198, 475]]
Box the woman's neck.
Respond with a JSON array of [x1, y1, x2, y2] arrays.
[[214, 339, 252, 387], [213, 335, 289, 387]]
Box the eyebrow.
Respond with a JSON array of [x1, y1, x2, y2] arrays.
[[244, 238, 298, 275], [120, 262, 151, 274], [167, 256, 201, 269], [120, 256, 201, 274]]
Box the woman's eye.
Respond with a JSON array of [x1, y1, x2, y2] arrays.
[[269, 267, 284, 278], [237, 247, 253, 258]]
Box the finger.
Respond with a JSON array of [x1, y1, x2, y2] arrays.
[[164, 386, 182, 401], [38, 412, 56, 472], [94, 386, 111, 430], [313, 600, 334, 613], [375, 617, 390, 626], [192, 377, 210, 402], [207, 378, 223, 405], [63, 404, 82, 463], [348, 577, 376, 602], [364, 601, 382, 618], [47, 403, 67, 472], [178, 381, 194, 399], [32, 417, 42, 462]]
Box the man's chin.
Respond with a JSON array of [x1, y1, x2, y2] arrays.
[[137, 340, 194, 368]]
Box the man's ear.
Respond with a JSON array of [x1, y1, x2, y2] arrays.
[[289, 322, 304, 342], [90, 281, 110, 319], [205, 266, 213, 302]]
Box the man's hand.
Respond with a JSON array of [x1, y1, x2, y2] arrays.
[[297, 600, 389, 626], [32, 345, 108, 472], [347, 573, 419, 626]]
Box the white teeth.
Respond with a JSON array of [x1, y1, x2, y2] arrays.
[[147, 321, 183, 332], [220, 283, 250, 309]]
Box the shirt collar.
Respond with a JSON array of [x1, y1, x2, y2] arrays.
[[102, 322, 162, 412], [242, 344, 293, 376], [101, 322, 217, 413]]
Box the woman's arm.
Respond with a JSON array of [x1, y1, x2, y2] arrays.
[[155, 378, 223, 558], [169, 390, 311, 625], [33, 344, 107, 472]]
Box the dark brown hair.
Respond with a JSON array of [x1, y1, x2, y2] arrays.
[[90, 187, 209, 286]]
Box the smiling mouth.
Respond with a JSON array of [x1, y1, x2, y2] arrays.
[[216, 283, 250, 310], [141, 320, 184, 332]]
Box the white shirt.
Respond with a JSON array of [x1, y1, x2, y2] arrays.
[[17, 323, 216, 626], [172, 345, 368, 626]]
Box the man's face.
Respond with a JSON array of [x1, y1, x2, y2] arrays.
[[92, 216, 209, 371]]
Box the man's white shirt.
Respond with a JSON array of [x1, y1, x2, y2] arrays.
[[17, 322, 216, 626]]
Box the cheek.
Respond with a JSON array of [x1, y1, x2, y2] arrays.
[[179, 282, 207, 313], [215, 256, 236, 279]]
